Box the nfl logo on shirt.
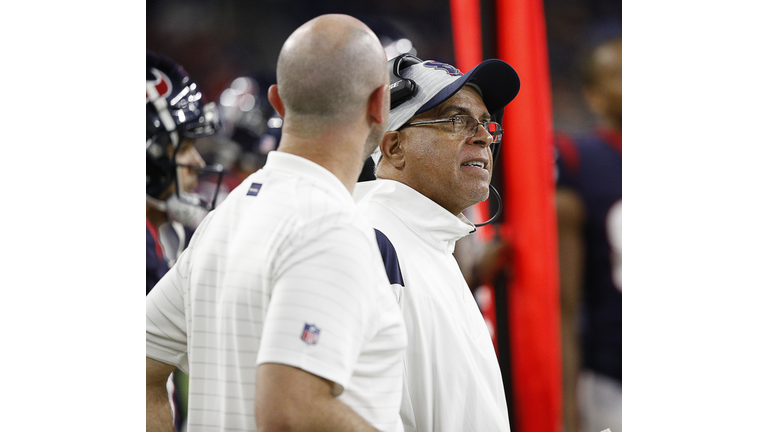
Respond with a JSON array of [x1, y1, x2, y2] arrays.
[[301, 323, 320, 345]]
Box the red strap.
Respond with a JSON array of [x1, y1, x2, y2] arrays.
[[146, 218, 164, 262]]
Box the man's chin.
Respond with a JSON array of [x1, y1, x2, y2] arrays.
[[461, 186, 491, 211]]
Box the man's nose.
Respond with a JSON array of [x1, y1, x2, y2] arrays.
[[470, 124, 493, 147]]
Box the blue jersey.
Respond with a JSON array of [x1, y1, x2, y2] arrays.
[[555, 127, 622, 382]]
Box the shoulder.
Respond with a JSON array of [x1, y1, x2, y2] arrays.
[[564, 129, 620, 158], [555, 129, 621, 186], [228, 167, 358, 232]]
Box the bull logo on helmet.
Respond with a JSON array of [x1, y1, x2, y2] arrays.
[[146, 68, 173, 102]]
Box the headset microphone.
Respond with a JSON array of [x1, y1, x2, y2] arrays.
[[473, 185, 502, 227]]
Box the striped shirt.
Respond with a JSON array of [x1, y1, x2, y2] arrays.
[[147, 151, 407, 432]]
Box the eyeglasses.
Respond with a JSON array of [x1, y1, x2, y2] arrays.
[[400, 115, 503, 144]]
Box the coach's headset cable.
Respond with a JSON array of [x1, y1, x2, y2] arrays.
[[388, 54, 502, 228]]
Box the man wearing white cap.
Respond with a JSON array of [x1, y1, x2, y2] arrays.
[[354, 55, 520, 431]]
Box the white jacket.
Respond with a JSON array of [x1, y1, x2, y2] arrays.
[[354, 179, 510, 432]]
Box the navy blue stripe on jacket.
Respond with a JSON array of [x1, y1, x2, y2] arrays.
[[374, 229, 404, 287]]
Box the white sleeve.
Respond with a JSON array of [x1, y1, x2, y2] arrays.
[[256, 224, 381, 394], [146, 247, 190, 374]]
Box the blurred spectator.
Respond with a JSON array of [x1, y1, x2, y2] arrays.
[[555, 37, 622, 432]]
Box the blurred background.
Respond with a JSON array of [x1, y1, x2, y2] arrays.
[[147, 1, 621, 431], [147, 0, 620, 129], [147, 0, 620, 175]]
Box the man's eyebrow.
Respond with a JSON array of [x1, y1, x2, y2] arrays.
[[439, 105, 471, 117], [439, 105, 491, 121]]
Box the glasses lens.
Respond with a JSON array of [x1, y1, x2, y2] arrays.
[[484, 122, 502, 144], [452, 116, 502, 144], [450, 116, 471, 136]]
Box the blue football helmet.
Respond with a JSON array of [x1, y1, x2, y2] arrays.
[[146, 51, 223, 209]]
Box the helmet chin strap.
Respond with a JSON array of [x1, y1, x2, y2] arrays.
[[146, 194, 168, 212]]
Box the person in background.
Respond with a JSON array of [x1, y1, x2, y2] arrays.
[[146, 51, 225, 432], [556, 37, 622, 432]]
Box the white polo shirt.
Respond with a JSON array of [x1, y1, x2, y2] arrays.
[[354, 179, 510, 432], [147, 152, 407, 432]]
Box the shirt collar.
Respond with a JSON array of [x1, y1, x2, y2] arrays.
[[264, 151, 354, 205], [354, 179, 475, 253]]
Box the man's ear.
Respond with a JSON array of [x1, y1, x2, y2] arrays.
[[268, 84, 285, 118], [380, 131, 405, 169], [367, 83, 388, 125]]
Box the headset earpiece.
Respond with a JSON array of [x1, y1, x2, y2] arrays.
[[388, 54, 421, 109]]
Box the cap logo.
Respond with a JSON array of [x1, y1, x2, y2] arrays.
[[146, 68, 172, 102], [423, 61, 462, 77]]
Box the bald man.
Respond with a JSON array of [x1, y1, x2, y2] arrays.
[[146, 14, 405, 432]]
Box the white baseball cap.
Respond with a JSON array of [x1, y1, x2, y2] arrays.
[[372, 55, 521, 165]]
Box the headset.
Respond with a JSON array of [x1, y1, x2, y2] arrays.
[[389, 54, 421, 109], [387, 54, 503, 228]]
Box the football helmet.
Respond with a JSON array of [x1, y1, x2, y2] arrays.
[[146, 51, 224, 210], [216, 74, 278, 174]]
